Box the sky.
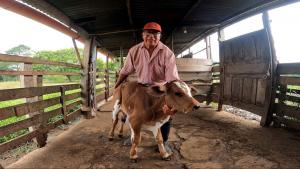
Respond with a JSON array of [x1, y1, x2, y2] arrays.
[[1, 2, 300, 63], [0, 6, 106, 60]]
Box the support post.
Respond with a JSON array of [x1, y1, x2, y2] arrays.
[[260, 12, 278, 126], [217, 29, 225, 111], [81, 37, 97, 119]]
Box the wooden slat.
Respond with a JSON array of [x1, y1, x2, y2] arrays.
[[44, 108, 63, 120], [275, 103, 300, 119], [66, 109, 81, 122], [179, 72, 212, 81], [0, 97, 61, 120], [225, 63, 268, 74], [176, 58, 213, 66], [0, 131, 38, 154], [66, 100, 82, 112], [177, 65, 212, 72], [0, 70, 80, 76], [212, 66, 220, 73], [96, 80, 105, 85], [276, 93, 300, 103], [279, 76, 300, 86], [278, 63, 300, 75], [0, 53, 81, 68], [65, 92, 81, 101], [0, 84, 80, 101], [273, 116, 300, 130], [0, 115, 40, 137]]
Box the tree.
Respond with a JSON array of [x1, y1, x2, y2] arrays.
[[5, 44, 32, 56], [0, 44, 32, 81]]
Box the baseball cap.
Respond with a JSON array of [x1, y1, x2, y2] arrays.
[[143, 22, 162, 32]]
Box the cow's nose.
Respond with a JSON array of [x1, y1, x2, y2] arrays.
[[193, 105, 200, 110]]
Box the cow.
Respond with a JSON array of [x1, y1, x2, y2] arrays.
[[108, 80, 201, 162]]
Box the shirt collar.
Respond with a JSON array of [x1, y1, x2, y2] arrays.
[[141, 41, 163, 50]]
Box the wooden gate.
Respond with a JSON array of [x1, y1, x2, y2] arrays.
[[219, 29, 273, 118]]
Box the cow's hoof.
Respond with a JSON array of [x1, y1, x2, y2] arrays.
[[130, 158, 138, 163], [108, 137, 114, 141], [118, 134, 123, 138], [162, 154, 171, 161]]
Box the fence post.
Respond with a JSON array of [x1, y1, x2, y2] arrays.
[[20, 63, 46, 147], [60, 86, 68, 124], [104, 69, 109, 101]]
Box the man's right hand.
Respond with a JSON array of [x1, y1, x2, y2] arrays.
[[114, 74, 128, 89]]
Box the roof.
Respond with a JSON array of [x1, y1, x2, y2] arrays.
[[22, 0, 295, 57]]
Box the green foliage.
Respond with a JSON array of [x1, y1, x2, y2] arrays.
[[33, 48, 82, 82]]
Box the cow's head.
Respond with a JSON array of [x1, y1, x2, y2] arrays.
[[148, 80, 201, 113]]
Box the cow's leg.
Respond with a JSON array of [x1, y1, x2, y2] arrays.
[[129, 123, 141, 162], [118, 113, 126, 138], [154, 128, 171, 160], [108, 99, 121, 140]]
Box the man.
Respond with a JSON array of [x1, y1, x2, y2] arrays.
[[115, 22, 179, 154]]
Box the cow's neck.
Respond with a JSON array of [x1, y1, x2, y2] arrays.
[[148, 96, 171, 121]]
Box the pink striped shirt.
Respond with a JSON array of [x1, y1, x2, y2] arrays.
[[120, 41, 179, 84]]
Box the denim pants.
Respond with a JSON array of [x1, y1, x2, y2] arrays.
[[160, 118, 171, 142]]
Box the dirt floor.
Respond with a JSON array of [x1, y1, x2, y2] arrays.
[[4, 101, 300, 169]]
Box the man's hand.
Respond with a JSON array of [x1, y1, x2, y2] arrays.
[[115, 74, 128, 89]]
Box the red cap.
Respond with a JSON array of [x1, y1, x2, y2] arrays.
[[143, 22, 162, 32]]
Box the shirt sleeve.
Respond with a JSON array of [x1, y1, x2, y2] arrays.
[[165, 52, 180, 82], [119, 48, 135, 76]]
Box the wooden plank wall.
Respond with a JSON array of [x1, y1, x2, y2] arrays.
[[127, 58, 219, 104], [220, 30, 271, 116], [273, 63, 300, 130]]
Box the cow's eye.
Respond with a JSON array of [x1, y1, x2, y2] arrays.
[[175, 92, 183, 97]]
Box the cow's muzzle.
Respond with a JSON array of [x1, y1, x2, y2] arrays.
[[193, 105, 200, 111]]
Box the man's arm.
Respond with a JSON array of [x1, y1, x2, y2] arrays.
[[115, 74, 128, 89]]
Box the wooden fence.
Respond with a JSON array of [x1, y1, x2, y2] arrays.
[[273, 62, 300, 130], [0, 52, 118, 154], [95, 69, 117, 106], [0, 53, 83, 153]]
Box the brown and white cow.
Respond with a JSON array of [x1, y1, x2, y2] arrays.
[[108, 80, 200, 162]]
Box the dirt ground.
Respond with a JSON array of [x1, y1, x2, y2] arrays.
[[4, 101, 300, 169]]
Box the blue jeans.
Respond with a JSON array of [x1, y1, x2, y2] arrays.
[[161, 119, 171, 142]]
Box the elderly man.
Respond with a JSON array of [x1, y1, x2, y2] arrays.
[[115, 22, 179, 153]]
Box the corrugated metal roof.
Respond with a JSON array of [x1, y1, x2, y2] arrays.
[[23, 0, 296, 56]]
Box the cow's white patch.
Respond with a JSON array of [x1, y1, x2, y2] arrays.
[[129, 122, 135, 143], [174, 81, 192, 97], [143, 115, 170, 137], [112, 99, 120, 121]]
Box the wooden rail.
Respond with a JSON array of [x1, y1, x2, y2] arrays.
[[0, 53, 81, 68]]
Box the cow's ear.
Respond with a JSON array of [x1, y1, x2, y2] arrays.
[[147, 85, 166, 97], [189, 85, 199, 95]]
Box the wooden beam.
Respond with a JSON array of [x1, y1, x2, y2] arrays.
[[277, 63, 300, 74], [0, 53, 81, 68], [0, 0, 85, 42], [260, 12, 278, 127], [126, 0, 137, 44], [279, 76, 300, 86], [72, 38, 84, 68]]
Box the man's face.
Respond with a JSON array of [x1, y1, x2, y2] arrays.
[[142, 29, 161, 48]]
